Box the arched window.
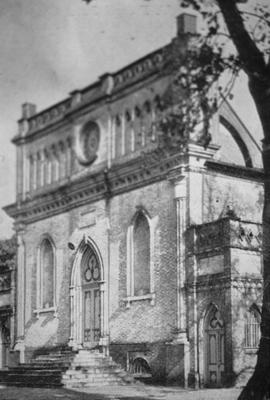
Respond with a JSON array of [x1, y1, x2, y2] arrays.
[[36, 152, 41, 189], [244, 305, 261, 348], [129, 357, 152, 377], [58, 141, 67, 180], [39, 238, 55, 309], [124, 110, 133, 154], [51, 146, 60, 183], [133, 212, 150, 296], [143, 100, 152, 146], [134, 106, 143, 151], [44, 149, 52, 185], [114, 115, 123, 159]]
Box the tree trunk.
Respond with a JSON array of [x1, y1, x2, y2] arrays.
[[238, 78, 270, 400]]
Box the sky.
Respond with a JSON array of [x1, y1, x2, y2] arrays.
[[0, 0, 263, 239]]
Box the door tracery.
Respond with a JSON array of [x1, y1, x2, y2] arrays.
[[205, 307, 225, 387], [69, 238, 105, 351], [81, 246, 101, 348]]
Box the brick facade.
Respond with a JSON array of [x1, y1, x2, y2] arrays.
[[4, 14, 264, 387]]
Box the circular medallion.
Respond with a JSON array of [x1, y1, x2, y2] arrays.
[[76, 121, 100, 165]]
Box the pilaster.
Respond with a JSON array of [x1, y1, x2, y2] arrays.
[[14, 224, 26, 363], [168, 170, 190, 386]]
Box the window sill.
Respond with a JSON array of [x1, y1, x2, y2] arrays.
[[34, 306, 57, 318], [244, 347, 258, 354], [124, 293, 155, 308]]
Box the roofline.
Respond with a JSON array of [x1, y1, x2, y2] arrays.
[[18, 43, 170, 125]]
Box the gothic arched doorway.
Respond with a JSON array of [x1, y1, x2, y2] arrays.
[[204, 306, 225, 387], [81, 246, 101, 347], [69, 238, 105, 350]]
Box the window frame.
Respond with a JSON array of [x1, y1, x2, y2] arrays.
[[35, 236, 57, 317], [125, 208, 155, 307], [244, 304, 261, 352]]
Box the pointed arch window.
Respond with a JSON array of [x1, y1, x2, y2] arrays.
[[244, 305, 261, 349], [125, 110, 133, 154], [133, 212, 150, 296], [126, 209, 155, 305], [38, 238, 55, 310], [114, 114, 123, 159]]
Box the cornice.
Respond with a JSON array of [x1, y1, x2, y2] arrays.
[[14, 44, 171, 145], [4, 152, 183, 225], [205, 160, 265, 181], [186, 275, 263, 292]]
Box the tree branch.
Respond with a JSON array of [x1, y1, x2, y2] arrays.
[[216, 0, 267, 80]]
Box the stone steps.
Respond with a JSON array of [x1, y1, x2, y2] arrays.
[[62, 349, 136, 388], [0, 347, 74, 388], [0, 369, 63, 387], [0, 348, 136, 388]]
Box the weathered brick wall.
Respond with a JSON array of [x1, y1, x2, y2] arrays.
[[109, 179, 177, 343], [21, 178, 178, 350], [202, 173, 263, 224], [231, 284, 263, 386], [110, 341, 185, 384]]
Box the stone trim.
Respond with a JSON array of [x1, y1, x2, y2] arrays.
[[5, 152, 183, 224], [126, 207, 155, 299], [14, 44, 170, 144], [33, 306, 58, 319], [186, 276, 263, 292], [205, 160, 264, 181], [123, 293, 156, 308]]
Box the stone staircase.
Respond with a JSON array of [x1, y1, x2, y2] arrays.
[[0, 347, 136, 388], [0, 346, 73, 387], [62, 349, 135, 388]]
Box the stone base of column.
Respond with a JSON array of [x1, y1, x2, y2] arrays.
[[14, 339, 25, 364], [171, 332, 190, 388], [188, 371, 201, 389], [173, 331, 189, 344], [99, 335, 109, 355]]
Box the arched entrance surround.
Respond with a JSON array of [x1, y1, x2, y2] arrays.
[[197, 303, 226, 388], [204, 304, 225, 387], [69, 236, 106, 350]]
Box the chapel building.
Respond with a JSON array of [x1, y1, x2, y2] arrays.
[[4, 14, 264, 388]]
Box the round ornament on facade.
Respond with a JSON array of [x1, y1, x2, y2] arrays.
[[76, 120, 100, 165]]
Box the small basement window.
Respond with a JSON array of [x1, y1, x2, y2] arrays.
[[129, 357, 152, 378]]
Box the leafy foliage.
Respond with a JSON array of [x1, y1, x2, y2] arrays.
[[0, 235, 16, 270]]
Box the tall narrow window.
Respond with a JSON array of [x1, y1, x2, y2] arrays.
[[125, 110, 133, 154], [134, 106, 143, 151], [143, 100, 152, 146], [36, 152, 41, 189], [133, 212, 150, 296], [40, 238, 55, 309], [51, 146, 60, 183], [245, 306, 261, 348], [114, 115, 122, 159]]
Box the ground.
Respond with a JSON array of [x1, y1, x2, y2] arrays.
[[0, 385, 241, 400]]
